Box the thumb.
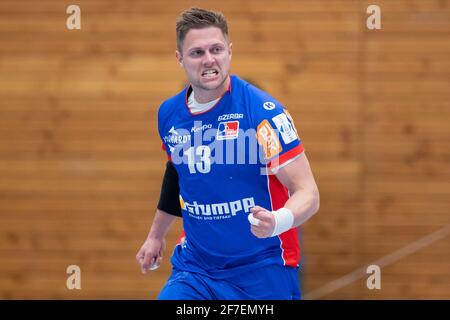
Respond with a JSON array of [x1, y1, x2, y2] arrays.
[[249, 205, 271, 225], [253, 209, 273, 221], [250, 205, 267, 214]]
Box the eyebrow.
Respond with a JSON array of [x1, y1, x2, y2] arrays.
[[188, 43, 225, 52]]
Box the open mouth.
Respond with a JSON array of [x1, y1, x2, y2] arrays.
[[201, 69, 219, 78]]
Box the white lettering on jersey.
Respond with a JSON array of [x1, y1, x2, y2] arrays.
[[163, 126, 191, 145], [191, 123, 213, 133], [180, 196, 256, 220], [217, 113, 244, 121]]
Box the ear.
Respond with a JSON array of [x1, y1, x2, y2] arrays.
[[228, 42, 233, 59], [175, 50, 183, 66]]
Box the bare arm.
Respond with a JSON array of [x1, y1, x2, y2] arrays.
[[136, 209, 178, 273], [274, 152, 320, 227], [147, 209, 178, 240], [249, 152, 320, 238]]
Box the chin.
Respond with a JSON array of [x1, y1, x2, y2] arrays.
[[206, 76, 227, 88], [197, 80, 220, 90]]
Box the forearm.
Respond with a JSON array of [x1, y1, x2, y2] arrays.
[[284, 187, 320, 228], [147, 209, 178, 240]]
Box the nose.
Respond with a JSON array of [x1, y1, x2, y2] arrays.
[[202, 51, 215, 66]]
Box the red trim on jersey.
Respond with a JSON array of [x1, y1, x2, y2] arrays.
[[268, 174, 300, 267], [176, 230, 186, 245], [184, 76, 232, 116], [268, 144, 304, 171]]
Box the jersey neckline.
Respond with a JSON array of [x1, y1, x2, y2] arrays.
[[184, 75, 233, 117]]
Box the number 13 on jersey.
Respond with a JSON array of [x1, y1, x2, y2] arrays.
[[185, 146, 211, 174]]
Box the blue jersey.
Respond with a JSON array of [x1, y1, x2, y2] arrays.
[[158, 75, 304, 279]]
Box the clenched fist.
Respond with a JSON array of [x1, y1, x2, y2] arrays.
[[136, 237, 166, 274]]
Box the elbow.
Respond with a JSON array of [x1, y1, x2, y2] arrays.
[[311, 186, 320, 215]]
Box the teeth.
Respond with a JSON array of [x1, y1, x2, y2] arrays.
[[203, 70, 217, 75]]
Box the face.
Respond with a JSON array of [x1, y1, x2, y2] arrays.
[[176, 26, 232, 101]]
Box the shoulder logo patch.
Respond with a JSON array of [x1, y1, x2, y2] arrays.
[[257, 120, 282, 159], [272, 113, 298, 144], [263, 101, 276, 111]]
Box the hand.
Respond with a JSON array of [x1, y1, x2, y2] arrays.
[[136, 237, 166, 274], [248, 206, 276, 238]]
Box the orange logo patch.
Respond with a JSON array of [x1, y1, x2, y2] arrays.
[[257, 120, 282, 159]]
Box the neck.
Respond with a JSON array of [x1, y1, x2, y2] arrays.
[[192, 76, 230, 103]]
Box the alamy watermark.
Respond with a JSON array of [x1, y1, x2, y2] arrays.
[[66, 5, 81, 30], [366, 264, 381, 290], [366, 5, 381, 30], [66, 265, 81, 290], [163, 118, 295, 175]]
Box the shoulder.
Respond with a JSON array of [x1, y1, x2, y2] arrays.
[[232, 75, 286, 124], [158, 88, 186, 115], [157, 88, 188, 139]]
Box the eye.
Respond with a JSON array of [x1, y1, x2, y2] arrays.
[[212, 46, 224, 53], [190, 50, 203, 57]]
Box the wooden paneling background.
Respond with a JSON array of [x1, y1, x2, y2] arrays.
[[0, 0, 449, 299]]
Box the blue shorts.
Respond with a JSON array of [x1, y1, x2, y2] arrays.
[[157, 265, 301, 300]]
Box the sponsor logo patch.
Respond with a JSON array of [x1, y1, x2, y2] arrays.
[[263, 101, 276, 110], [272, 113, 298, 144], [217, 113, 244, 121], [163, 126, 191, 153], [180, 196, 256, 221], [257, 120, 282, 159], [216, 121, 239, 140], [191, 123, 212, 133]]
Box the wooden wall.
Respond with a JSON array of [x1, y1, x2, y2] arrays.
[[0, 0, 448, 299]]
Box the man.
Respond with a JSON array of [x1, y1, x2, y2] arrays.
[[136, 7, 319, 300]]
